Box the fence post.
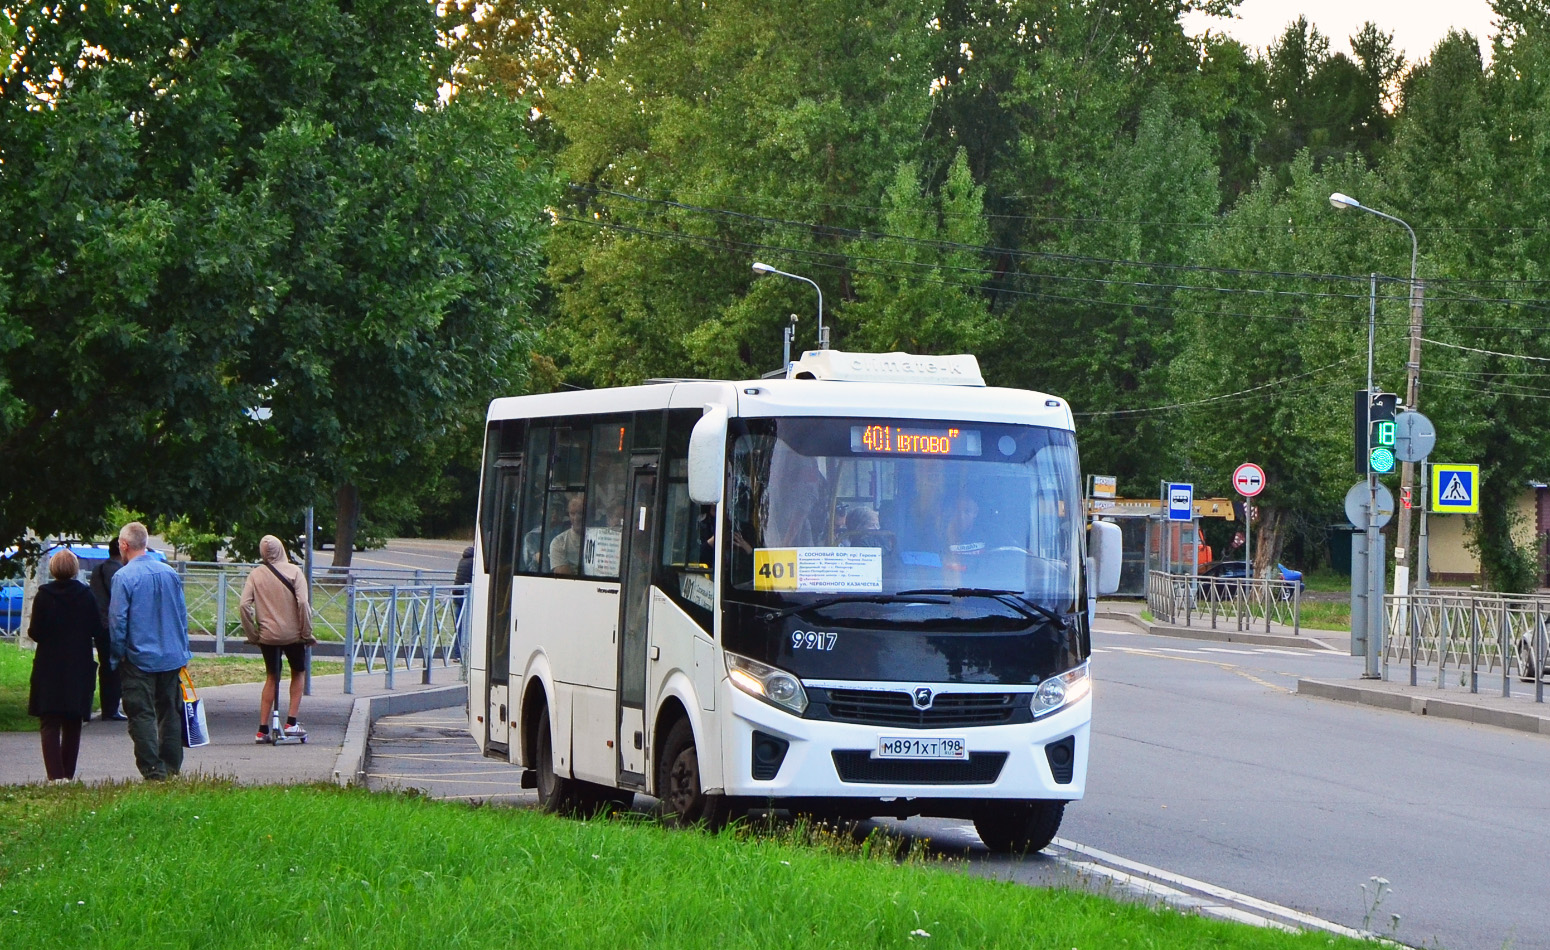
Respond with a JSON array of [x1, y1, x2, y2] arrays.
[[1502, 599, 1511, 699], [1536, 600, 1545, 705], [1438, 605, 1449, 690], [1292, 580, 1301, 636], [1470, 607, 1480, 694], [344, 584, 357, 695], [423, 585, 436, 685], [215, 568, 228, 656], [386, 585, 399, 691], [459, 584, 469, 684], [1409, 592, 1418, 687]]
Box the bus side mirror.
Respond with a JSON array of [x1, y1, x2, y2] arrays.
[[1089, 520, 1122, 595], [688, 405, 728, 505]]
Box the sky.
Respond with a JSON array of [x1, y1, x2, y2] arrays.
[[1182, 0, 1500, 62]]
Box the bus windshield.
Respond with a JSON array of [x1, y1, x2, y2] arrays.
[[727, 417, 1082, 612]]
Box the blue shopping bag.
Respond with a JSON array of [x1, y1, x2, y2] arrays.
[[180, 668, 210, 748]]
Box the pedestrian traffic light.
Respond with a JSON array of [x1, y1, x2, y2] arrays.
[[1354, 389, 1399, 475]]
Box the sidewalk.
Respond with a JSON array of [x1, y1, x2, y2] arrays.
[[1298, 672, 1550, 736], [1096, 599, 1349, 651], [0, 665, 467, 788]]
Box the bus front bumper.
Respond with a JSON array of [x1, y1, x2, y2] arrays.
[[719, 684, 1090, 805]]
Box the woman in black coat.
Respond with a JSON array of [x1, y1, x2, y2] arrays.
[[28, 549, 102, 782]]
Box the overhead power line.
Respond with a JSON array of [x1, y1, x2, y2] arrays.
[[1072, 358, 1360, 418]]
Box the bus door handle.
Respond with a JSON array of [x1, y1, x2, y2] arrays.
[[650, 646, 661, 661]]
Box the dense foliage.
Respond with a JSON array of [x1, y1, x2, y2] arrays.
[[454, 0, 1550, 588], [0, 0, 549, 566], [6, 1, 1550, 589]]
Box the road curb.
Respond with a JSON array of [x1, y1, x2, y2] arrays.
[[1297, 678, 1550, 736], [333, 684, 467, 787], [1096, 610, 1346, 651]]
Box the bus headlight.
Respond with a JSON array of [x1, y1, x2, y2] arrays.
[[1032, 663, 1090, 718], [726, 652, 808, 716]]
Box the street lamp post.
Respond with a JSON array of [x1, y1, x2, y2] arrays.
[[752, 262, 829, 351], [1329, 194, 1424, 600]]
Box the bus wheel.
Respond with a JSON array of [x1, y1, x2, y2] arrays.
[[534, 706, 575, 813], [973, 800, 1066, 854], [658, 719, 729, 829]]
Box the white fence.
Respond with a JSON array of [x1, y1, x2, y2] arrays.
[[1146, 570, 1303, 635]]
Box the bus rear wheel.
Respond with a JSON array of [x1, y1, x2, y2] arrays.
[[658, 718, 730, 829], [534, 706, 575, 813], [973, 800, 1066, 854]]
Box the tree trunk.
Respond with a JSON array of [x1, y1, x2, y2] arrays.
[[1254, 508, 1286, 576], [331, 482, 360, 569]]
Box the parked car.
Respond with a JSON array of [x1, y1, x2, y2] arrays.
[[1198, 560, 1305, 600], [0, 542, 167, 633], [1519, 632, 1546, 683]]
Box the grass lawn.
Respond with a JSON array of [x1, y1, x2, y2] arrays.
[[0, 782, 1371, 949], [0, 647, 347, 732]]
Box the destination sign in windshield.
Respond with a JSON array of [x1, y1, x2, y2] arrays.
[[850, 425, 982, 457]]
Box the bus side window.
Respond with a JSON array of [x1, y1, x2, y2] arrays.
[[582, 421, 630, 579], [518, 427, 551, 573], [539, 427, 590, 575]]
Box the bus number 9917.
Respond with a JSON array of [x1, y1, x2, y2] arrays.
[[792, 631, 838, 651]]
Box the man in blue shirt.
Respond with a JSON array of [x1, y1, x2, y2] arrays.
[[109, 521, 192, 780]]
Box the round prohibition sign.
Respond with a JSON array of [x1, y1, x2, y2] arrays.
[[1233, 462, 1266, 497]]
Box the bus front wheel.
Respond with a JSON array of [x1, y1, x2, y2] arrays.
[[534, 706, 575, 813], [658, 718, 729, 829], [973, 800, 1066, 854]]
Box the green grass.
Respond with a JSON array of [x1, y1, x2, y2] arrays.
[[0, 782, 1371, 949], [0, 649, 350, 732]]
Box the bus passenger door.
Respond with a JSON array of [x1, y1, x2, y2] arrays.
[[485, 461, 522, 755], [616, 457, 658, 785]]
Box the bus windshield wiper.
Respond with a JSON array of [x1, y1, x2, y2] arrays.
[[760, 592, 950, 623], [896, 588, 1068, 630]]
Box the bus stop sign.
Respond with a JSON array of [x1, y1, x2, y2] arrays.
[[1167, 483, 1194, 522]]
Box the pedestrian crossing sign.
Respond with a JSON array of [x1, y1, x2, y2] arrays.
[[1431, 464, 1479, 514]]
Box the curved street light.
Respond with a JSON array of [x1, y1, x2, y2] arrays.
[[752, 262, 828, 350]]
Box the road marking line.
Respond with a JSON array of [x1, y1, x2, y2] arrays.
[[1053, 839, 1365, 938], [1103, 646, 1293, 693], [1200, 648, 1258, 655]]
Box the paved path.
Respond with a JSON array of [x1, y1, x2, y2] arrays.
[[0, 665, 465, 787]]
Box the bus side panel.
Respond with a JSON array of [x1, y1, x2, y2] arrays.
[[468, 664, 489, 755], [570, 685, 618, 785], [648, 591, 723, 793], [517, 578, 618, 691]]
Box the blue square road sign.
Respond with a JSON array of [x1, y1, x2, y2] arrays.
[[1431, 464, 1479, 514], [1167, 483, 1194, 522]]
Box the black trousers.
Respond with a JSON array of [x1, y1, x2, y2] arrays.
[[39, 715, 83, 780], [92, 631, 122, 716]]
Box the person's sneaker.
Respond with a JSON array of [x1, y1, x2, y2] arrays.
[[255, 729, 272, 744], [282, 722, 307, 739]]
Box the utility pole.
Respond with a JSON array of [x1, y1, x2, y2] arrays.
[[1394, 280, 1425, 588]]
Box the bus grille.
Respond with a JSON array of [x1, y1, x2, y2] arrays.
[[831, 751, 1008, 785], [818, 689, 1025, 728]]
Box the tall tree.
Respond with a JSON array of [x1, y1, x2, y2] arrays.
[[0, 0, 550, 563]]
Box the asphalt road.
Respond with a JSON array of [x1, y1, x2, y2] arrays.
[[322, 538, 468, 575], [365, 622, 1550, 948]]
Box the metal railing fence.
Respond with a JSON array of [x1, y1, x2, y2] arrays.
[[343, 584, 469, 694], [1384, 590, 1548, 702], [1146, 570, 1303, 635], [6, 567, 470, 697], [173, 562, 455, 648]]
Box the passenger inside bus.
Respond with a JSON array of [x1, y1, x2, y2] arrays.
[[549, 493, 587, 575]]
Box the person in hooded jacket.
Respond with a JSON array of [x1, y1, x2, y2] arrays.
[[29, 549, 102, 781], [240, 535, 316, 743]]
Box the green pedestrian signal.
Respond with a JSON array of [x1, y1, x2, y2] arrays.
[[1369, 447, 1396, 473]]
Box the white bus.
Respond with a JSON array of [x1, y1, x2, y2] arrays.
[[468, 350, 1121, 851]]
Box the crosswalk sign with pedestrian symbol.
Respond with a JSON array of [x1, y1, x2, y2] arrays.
[[1431, 464, 1479, 514]]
